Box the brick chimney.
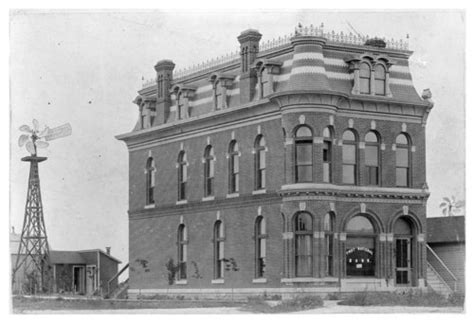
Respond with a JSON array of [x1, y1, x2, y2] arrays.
[[154, 59, 175, 124], [237, 29, 262, 104], [105, 247, 111, 255]]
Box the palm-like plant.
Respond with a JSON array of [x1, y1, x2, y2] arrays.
[[439, 196, 465, 216]]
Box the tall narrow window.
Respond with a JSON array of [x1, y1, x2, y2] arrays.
[[255, 216, 266, 278], [396, 133, 411, 187], [324, 212, 335, 276], [360, 63, 371, 94], [294, 212, 313, 277], [365, 131, 380, 186], [177, 93, 185, 120], [204, 146, 215, 197], [214, 82, 222, 110], [145, 157, 155, 205], [342, 130, 357, 184], [295, 126, 313, 183], [255, 135, 266, 190], [177, 151, 187, 201], [323, 127, 333, 183], [214, 221, 225, 279], [374, 64, 386, 96], [261, 69, 272, 97], [177, 224, 187, 280], [228, 141, 239, 193]]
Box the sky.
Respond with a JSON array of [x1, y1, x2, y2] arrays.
[[8, 10, 465, 268]]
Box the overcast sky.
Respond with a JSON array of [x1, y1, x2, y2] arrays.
[[9, 10, 465, 266]]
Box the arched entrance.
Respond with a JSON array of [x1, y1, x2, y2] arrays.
[[345, 214, 377, 277], [394, 217, 415, 286]]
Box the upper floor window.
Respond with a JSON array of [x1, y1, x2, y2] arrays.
[[323, 212, 335, 276], [342, 130, 358, 185], [261, 69, 272, 97], [294, 212, 313, 277], [374, 64, 386, 96], [177, 224, 187, 280], [365, 131, 381, 186], [145, 157, 156, 205], [177, 93, 185, 120], [395, 133, 411, 187], [228, 141, 239, 193], [323, 127, 334, 183], [214, 220, 225, 279], [295, 126, 313, 183], [255, 216, 267, 278], [214, 81, 222, 110], [177, 151, 187, 201], [254, 135, 266, 190], [359, 63, 371, 95], [204, 146, 215, 197]]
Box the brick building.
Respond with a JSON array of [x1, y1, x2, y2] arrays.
[[117, 25, 434, 299]]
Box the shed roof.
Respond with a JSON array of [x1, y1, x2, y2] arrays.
[[427, 216, 465, 243], [49, 250, 86, 264]]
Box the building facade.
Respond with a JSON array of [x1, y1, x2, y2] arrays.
[[117, 25, 434, 299]]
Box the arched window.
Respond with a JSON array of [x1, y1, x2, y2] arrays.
[[394, 217, 414, 285], [177, 224, 187, 280], [295, 126, 313, 183], [294, 212, 313, 277], [323, 127, 333, 183], [177, 151, 187, 201], [254, 135, 266, 190], [365, 131, 380, 186], [342, 130, 357, 184], [345, 215, 376, 277], [228, 141, 239, 193], [177, 92, 184, 120], [204, 146, 215, 197], [396, 133, 411, 187], [374, 64, 386, 96], [255, 216, 267, 278], [214, 221, 225, 279], [214, 81, 222, 110], [324, 212, 335, 276], [145, 157, 156, 205], [359, 63, 371, 94]]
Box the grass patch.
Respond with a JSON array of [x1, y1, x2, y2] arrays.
[[11, 296, 241, 313], [244, 295, 323, 313], [338, 290, 464, 307]]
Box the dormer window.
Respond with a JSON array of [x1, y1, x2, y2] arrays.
[[253, 59, 282, 100], [209, 73, 235, 110], [345, 55, 392, 97], [171, 85, 196, 121]]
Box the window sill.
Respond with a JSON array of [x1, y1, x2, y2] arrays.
[[211, 279, 224, 284], [175, 280, 188, 285], [226, 193, 239, 198], [144, 204, 155, 209], [252, 189, 267, 195], [252, 278, 267, 284], [202, 196, 215, 202], [176, 200, 188, 205]]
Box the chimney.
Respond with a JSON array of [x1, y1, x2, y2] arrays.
[[237, 29, 262, 104], [154, 59, 175, 124], [106, 247, 111, 255]]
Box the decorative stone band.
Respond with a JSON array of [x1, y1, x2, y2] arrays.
[[282, 232, 294, 240], [338, 233, 347, 241], [386, 233, 394, 242], [417, 233, 425, 242], [313, 231, 325, 239]]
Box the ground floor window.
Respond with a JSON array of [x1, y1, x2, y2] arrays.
[[394, 217, 414, 285], [345, 215, 376, 277]]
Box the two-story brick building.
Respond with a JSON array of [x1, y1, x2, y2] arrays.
[[117, 25, 434, 299]]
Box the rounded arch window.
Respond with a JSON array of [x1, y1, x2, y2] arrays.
[[359, 62, 371, 94], [293, 212, 313, 277], [294, 126, 313, 183], [323, 127, 334, 183], [228, 140, 239, 193], [177, 151, 187, 201], [342, 129, 358, 184], [254, 135, 266, 190], [324, 212, 335, 276], [345, 214, 376, 277], [396, 133, 411, 187], [374, 64, 386, 96], [364, 131, 381, 186]]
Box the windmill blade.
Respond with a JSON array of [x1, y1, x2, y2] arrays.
[[36, 141, 49, 149], [18, 134, 30, 147], [45, 123, 72, 141], [32, 119, 39, 131], [19, 125, 33, 133], [38, 126, 50, 138], [25, 141, 36, 155]]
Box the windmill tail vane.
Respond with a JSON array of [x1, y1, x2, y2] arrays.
[[18, 119, 72, 155]]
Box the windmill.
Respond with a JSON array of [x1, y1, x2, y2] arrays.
[[12, 119, 71, 294]]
